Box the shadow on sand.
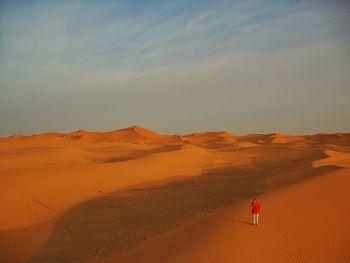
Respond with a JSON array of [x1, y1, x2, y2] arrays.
[[28, 148, 340, 263], [230, 219, 252, 226]]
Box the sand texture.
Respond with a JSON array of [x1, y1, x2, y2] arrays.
[[0, 127, 349, 262]]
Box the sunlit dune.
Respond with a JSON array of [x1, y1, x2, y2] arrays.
[[233, 141, 259, 148], [313, 149, 350, 168], [62, 125, 176, 143], [1, 126, 349, 263], [115, 168, 349, 263], [236, 134, 275, 144], [271, 134, 313, 144], [181, 131, 237, 148]]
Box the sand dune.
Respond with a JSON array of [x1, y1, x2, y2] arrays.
[[63, 125, 175, 143], [0, 126, 349, 263], [183, 169, 350, 263], [313, 149, 350, 168], [98, 171, 350, 263], [271, 134, 313, 144], [233, 141, 259, 148], [235, 134, 274, 144], [166, 169, 350, 263], [0, 142, 219, 230], [181, 131, 237, 148]]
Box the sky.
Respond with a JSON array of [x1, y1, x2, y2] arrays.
[[0, 0, 349, 136]]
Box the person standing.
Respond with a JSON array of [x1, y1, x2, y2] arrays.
[[251, 198, 261, 225]]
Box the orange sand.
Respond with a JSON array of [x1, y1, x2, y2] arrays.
[[91, 136, 350, 263], [0, 126, 251, 262], [100, 169, 350, 263], [0, 127, 349, 262], [167, 169, 350, 263]]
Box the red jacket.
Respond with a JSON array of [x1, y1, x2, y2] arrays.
[[251, 200, 261, 214]]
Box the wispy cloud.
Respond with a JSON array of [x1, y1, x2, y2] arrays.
[[0, 0, 349, 136]]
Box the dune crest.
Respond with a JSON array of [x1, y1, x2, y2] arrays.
[[271, 134, 312, 144], [313, 149, 350, 168], [143, 169, 350, 263], [1, 126, 350, 263], [119, 125, 164, 139]]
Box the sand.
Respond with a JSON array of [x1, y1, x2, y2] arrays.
[[164, 169, 350, 263], [0, 127, 349, 262], [97, 164, 350, 263], [0, 126, 244, 262]]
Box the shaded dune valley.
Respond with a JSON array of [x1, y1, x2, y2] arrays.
[[1, 126, 350, 263]]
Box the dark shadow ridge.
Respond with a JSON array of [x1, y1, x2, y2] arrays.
[[0, 219, 55, 263], [28, 149, 341, 263], [95, 144, 182, 163]]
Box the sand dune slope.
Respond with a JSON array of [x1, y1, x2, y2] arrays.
[[168, 169, 350, 263], [101, 168, 350, 263], [1, 127, 349, 263]]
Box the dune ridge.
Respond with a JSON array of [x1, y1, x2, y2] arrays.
[[95, 151, 350, 263], [116, 168, 349, 263], [1, 126, 349, 263]]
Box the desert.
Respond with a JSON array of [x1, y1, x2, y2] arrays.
[[1, 1, 350, 262], [1, 126, 349, 262]]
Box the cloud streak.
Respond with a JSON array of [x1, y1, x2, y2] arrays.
[[0, 0, 349, 136]]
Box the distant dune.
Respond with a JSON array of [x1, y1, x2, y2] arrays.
[[271, 134, 313, 144], [0, 126, 349, 263]]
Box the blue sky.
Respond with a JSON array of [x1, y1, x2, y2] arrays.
[[0, 0, 349, 136]]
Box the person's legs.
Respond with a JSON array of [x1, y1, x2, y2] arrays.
[[256, 214, 259, 225], [252, 214, 256, 225]]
